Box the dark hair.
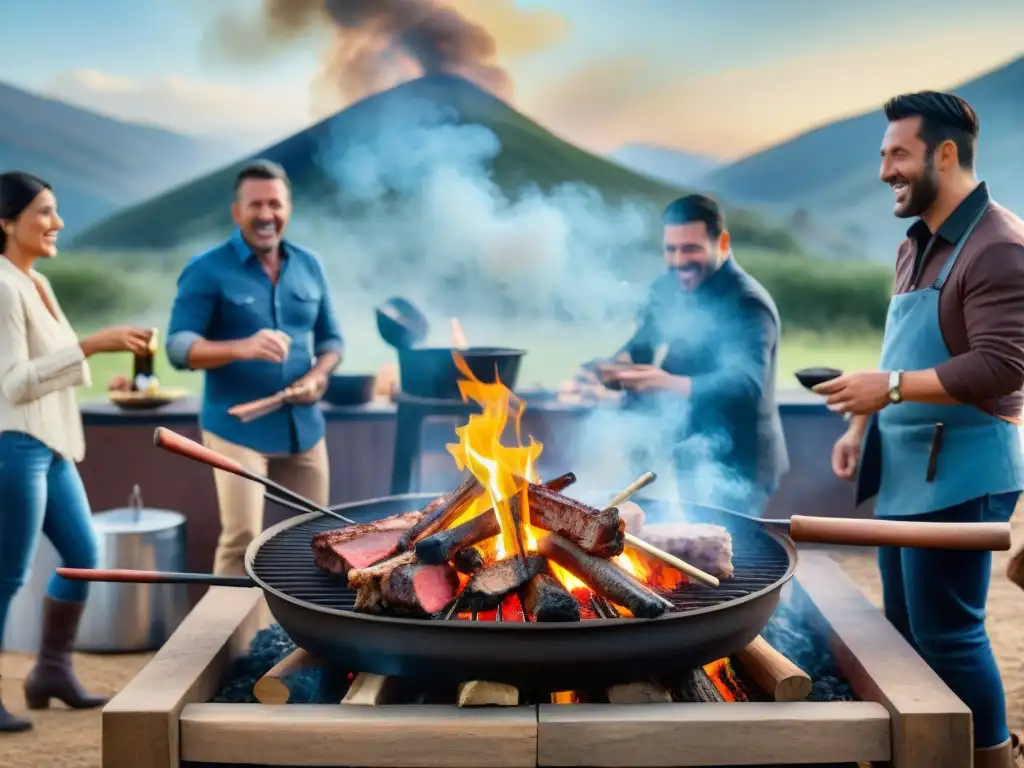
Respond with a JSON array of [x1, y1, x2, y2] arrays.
[[234, 159, 290, 193], [661, 194, 725, 239], [883, 91, 979, 169], [0, 172, 52, 253]]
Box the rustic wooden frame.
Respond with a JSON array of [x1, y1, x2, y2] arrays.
[[102, 551, 971, 768]]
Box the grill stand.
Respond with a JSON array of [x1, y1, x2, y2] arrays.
[[101, 552, 971, 768]]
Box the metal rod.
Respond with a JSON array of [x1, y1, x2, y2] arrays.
[[604, 472, 721, 588], [56, 567, 252, 588]]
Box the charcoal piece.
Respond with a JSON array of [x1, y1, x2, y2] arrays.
[[674, 668, 725, 703], [522, 573, 581, 622], [453, 546, 485, 574]]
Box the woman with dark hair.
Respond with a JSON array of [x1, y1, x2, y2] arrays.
[[0, 171, 153, 732]]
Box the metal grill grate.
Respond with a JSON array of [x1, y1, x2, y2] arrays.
[[252, 503, 791, 619]]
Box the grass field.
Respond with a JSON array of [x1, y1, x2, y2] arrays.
[[76, 325, 883, 402]]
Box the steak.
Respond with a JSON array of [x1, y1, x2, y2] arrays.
[[381, 563, 460, 615], [527, 484, 625, 557], [311, 511, 424, 576], [639, 523, 734, 579]]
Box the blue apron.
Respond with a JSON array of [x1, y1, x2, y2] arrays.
[[856, 204, 1024, 516]]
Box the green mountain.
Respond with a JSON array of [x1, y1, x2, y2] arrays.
[[72, 75, 798, 254], [0, 81, 242, 235], [697, 56, 1024, 259]]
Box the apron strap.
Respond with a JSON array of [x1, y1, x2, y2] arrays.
[[931, 204, 989, 289]]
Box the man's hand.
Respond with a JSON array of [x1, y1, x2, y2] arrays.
[[613, 365, 691, 394], [287, 371, 328, 404], [238, 329, 290, 363], [831, 427, 864, 481], [813, 370, 890, 415]]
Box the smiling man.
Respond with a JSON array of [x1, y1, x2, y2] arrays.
[[598, 195, 788, 513], [165, 160, 344, 577], [818, 91, 1024, 766]]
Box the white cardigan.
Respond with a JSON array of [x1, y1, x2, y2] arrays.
[[0, 257, 91, 461]]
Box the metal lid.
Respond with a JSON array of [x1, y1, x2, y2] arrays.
[[94, 485, 185, 533]]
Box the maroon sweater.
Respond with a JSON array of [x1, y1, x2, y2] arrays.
[[893, 182, 1024, 422]]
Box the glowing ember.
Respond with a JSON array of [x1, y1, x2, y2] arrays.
[[551, 691, 577, 704], [703, 658, 747, 702]]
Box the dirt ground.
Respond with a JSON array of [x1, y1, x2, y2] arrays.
[[2, 529, 1023, 768]]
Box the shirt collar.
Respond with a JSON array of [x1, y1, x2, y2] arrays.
[[229, 227, 290, 262], [906, 181, 990, 244]]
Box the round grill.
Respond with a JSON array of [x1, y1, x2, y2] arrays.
[[251, 495, 791, 620]]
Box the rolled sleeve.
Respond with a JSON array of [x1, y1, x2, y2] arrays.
[[690, 301, 776, 407], [310, 258, 344, 358], [935, 243, 1024, 402], [166, 257, 217, 371]]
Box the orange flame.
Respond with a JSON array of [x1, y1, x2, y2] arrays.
[[443, 352, 679, 612], [703, 659, 747, 702]]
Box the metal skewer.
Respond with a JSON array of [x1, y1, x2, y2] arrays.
[[603, 472, 721, 588]]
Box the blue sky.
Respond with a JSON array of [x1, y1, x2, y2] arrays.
[[5, 0, 1023, 157]]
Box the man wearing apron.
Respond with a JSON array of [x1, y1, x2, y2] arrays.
[[818, 92, 1024, 767]]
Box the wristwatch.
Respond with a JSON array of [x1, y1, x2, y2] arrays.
[[887, 370, 904, 404]]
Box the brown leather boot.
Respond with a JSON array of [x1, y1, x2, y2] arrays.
[[0, 675, 31, 733], [974, 736, 1018, 768], [22, 597, 107, 710]]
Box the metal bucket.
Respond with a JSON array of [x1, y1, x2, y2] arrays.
[[73, 488, 190, 652]]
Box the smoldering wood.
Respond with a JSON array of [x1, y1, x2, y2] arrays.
[[522, 573, 580, 622]]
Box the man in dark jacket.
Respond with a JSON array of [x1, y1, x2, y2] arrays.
[[600, 194, 789, 513]]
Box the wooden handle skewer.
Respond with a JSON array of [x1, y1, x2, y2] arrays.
[[736, 635, 812, 702], [604, 473, 721, 588], [229, 386, 298, 423], [450, 317, 469, 349]]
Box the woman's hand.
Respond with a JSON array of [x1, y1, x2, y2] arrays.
[[80, 326, 153, 357]]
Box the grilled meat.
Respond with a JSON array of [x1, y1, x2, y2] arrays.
[[311, 511, 423, 576], [528, 484, 625, 557], [639, 523, 734, 579], [460, 554, 546, 613], [381, 563, 460, 615]]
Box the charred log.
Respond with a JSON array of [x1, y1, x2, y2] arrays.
[[522, 573, 581, 622], [395, 476, 485, 552], [460, 554, 546, 613], [536, 534, 669, 619], [381, 563, 460, 615], [413, 472, 577, 565], [674, 668, 726, 703], [452, 546, 485, 575], [528, 485, 625, 557]]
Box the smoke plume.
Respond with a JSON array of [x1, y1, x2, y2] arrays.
[[205, 0, 567, 108]]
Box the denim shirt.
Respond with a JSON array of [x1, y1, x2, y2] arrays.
[[165, 229, 344, 455]]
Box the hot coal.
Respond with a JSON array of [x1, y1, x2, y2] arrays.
[[460, 554, 546, 613]]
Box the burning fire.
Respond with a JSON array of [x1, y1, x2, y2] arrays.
[[444, 353, 680, 610]]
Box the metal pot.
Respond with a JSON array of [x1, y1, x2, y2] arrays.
[[397, 346, 526, 399]]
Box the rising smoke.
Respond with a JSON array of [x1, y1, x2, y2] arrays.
[[200, 1, 757, 511]]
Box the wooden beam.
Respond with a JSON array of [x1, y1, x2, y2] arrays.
[[254, 648, 320, 705], [537, 701, 890, 766], [341, 673, 398, 705], [101, 586, 265, 768], [796, 551, 973, 768], [180, 703, 538, 767]]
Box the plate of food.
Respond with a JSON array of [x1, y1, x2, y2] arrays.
[[108, 378, 189, 411]]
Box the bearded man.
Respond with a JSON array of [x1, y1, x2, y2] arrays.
[[818, 91, 1024, 767]]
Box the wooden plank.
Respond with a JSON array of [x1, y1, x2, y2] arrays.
[[537, 701, 890, 766], [341, 673, 399, 705], [101, 586, 265, 768], [180, 703, 538, 767], [796, 551, 973, 768]]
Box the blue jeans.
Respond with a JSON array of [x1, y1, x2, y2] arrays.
[[878, 492, 1018, 749], [0, 431, 99, 643]]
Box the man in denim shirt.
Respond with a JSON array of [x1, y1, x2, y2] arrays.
[[166, 160, 344, 575]]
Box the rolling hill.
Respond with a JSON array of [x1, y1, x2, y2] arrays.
[[0, 81, 245, 235], [696, 55, 1024, 258], [72, 75, 799, 255], [609, 143, 722, 187]]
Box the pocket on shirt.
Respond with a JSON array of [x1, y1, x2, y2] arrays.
[[283, 283, 322, 329], [220, 290, 266, 332]]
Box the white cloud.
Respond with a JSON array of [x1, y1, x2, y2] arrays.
[[41, 69, 315, 144]]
